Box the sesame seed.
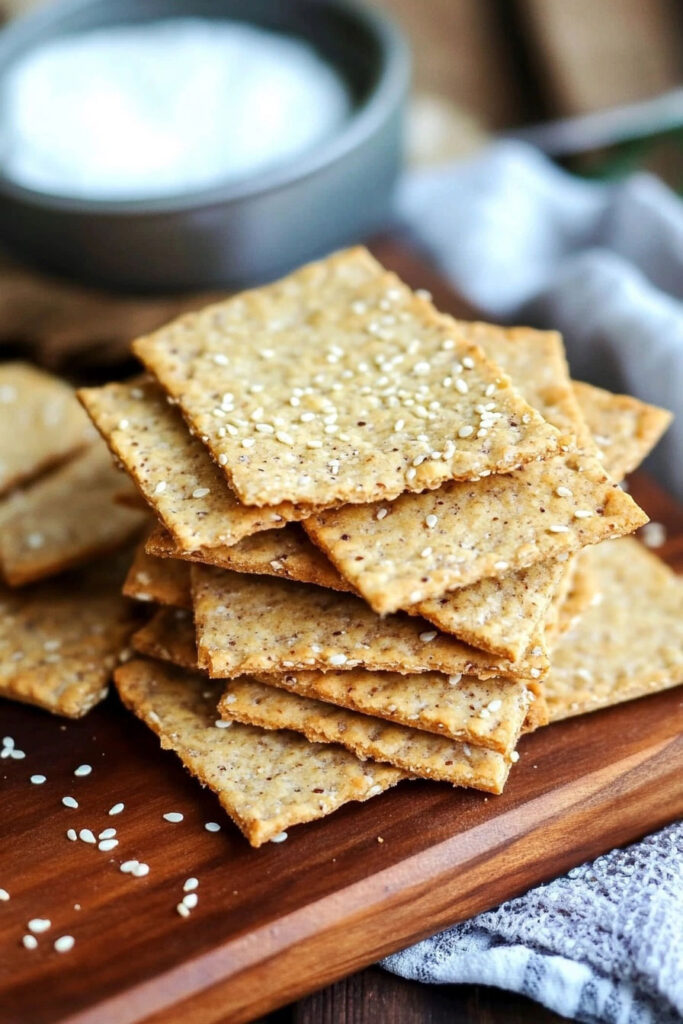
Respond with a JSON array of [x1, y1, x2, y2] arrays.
[[212, 353, 228, 365], [530, 668, 541, 678], [488, 699, 502, 712], [406, 468, 417, 481], [275, 430, 294, 445], [415, 288, 432, 300], [204, 822, 221, 833], [270, 831, 288, 843], [510, 751, 520, 763], [494, 561, 509, 571], [28, 919, 51, 934], [448, 674, 461, 686], [74, 764, 92, 777], [458, 425, 474, 438], [641, 522, 666, 548], [214, 719, 232, 729], [241, 438, 255, 449], [485, 383, 496, 397], [419, 630, 437, 643], [556, 486, 573, 498], [98, 838, 118, 852], [574, 510, 593, 518], [132, 862, 150, 877], [163, 812, 184, 823], [409, 590, 422, 603], [454, 379, 469, 395], [108, 802, 124, 815], [120, 860, 137, 874], [62, 796, 78, 809], [66, 829, 77, 841], [54, 936, 75, 953], [425, 514, 438, 528], [98, 828, 116, 840], [182, 893, 198, 909], [79, 829, 96, 844], [421, 547, 432, 558], [183, 878, 199, 892], [190, 487, 210, 500], [376, 507, 388, 521], [176, 902, 191, 918], [0, 888, 9, 901], [22, 935, 38, 950], [117, 418, 129, 430], [549, 524, 570, 533], [328, 653, 348, 666], [462, 356, 475, 369], [30, 774, 46, 785], [154, 481, 167, 494]]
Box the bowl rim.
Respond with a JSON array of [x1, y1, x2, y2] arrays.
[[0, 0, 409, 216]]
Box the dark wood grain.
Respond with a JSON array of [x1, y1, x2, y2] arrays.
[[1, 249, 681, 1024]]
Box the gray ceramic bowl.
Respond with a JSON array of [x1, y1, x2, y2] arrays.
[[0, 0, 408, 291]]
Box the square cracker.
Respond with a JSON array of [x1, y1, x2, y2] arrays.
[[220, 678, 510, 794], [123, 543, 191, 609], [0, 442, 148, 586], [114, 658, 405, 847], [545, 538, 683, 722], [129, 604, 533, 756], [573, 381, 672, 482], [78, 379, 320, 551], [190, 565, 547, 681], [0, 553, 139, 718], [0, 362, 95, 497], [132, 247, 559, 508]]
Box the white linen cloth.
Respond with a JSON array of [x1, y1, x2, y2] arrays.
[[382, 144, 683, 1021], [398, 141, 683, 497]]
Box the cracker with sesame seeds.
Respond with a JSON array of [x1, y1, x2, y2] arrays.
[[190, 565, 548, 681], [0, 442, 147, 587], [573, 382, 672, 482], [132, 607, 198, 669], [114, 658, 405, 847], [219, 678, 510, 793], [123, 541, 192, 608], [0, 362, 96, 497], [146, 521, 354, 594], [129, 606, 532, 757], [0, 553, 139, 718], [545, 538, 683, 722], [132, 247, 559, 508], [78, 379, 321, 551], [303, 321, 647, 615]]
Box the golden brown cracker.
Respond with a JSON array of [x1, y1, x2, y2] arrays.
[[123, 542, 191, 609]]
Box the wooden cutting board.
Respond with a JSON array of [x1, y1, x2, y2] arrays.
[[1, 249, 682, 1024]]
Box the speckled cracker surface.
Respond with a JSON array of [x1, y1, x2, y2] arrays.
[[78, 379, 313, 550], [304, 323, 647, 613], [304, 455, 647, 614], [133, 248, 558, 508], [191, 565, 546, 680], [0, 443, 147, 586], [147, 521, 353, 593], [0, 555, 138, 717], [573, 381, 672, 482], [115, 658, 404, 847], [545, 538, 683, 721], [132, 606, 197, 668], [0, 362, 95, 497], [251, 668, 530, 757], [123, 542, 191, 608], [220, 678, 510, 794]]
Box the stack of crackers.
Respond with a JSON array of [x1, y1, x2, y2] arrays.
[[3, 248, 680, 849], [0, 364, 147, 715]]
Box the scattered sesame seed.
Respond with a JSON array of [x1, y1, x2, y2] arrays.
[[74, 764, 92, 777], [176, 903, 190, 918], [462, 356, 475, 369], [556, 486, 573, 498], [549, 524, 570, 533], [204, 822, 221, 833], [120, 861, 138, 874], [406, 468, 417, 481], [376, 507, 389, 521], [488, 699, 502, 712], [62, 796, 78, 809], [98, 828, 116, 840], [66, 829, 77, 841], [448, 674, 462, 686], [212, 353, 228, 365], [132, 863, 150, 877], [463, 744, 472, 757], [421, 547, 432, 558], [118, 418, 129, 430], [98, 839, 119, 852], [79, 829, 96, 845], [153, 481, 167, 494], [182, 892, 198, 909], [510, 751, 520, 763], [163, 812, 184, 823], [458, 424, 474, 438], [108, 802, 125, 815], [415, 288, 431, 300], [28, 918, 51, 934], [30, 774, 46, 785], [419, 630, 437, 643], [275, 430, 294, 445], [22, 935, 38, 950], [574, 510, 593, 518], [409, 590, 422, 603], [641, 522, 666, 548], [218, 453, 228, 465], [54, 935, 75, 953], [485, 383, 496, 397], [214, 719, 231, 729], [0, 888, 9, 901], [494, 561, 509, 571], [183, 878, 199, 893], [241, 438, 255, 449], [328, 653, 348, 666], [270, 831, 288, 843], [192, 487, 210, 499], [425, 514, 438, 528]]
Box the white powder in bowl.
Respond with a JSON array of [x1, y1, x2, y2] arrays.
[[0, 19, 350, 200]]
